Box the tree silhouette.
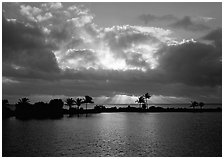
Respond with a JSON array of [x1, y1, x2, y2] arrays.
[[83, 95, 94, 116], [48, 99, 64, 118], [74, 98, 83, 110], [136, 96, 145, 109], [18, 98, 30, 105], [135, 99, 141, 107], [144, 93, 151, 109], [74, 98, 83, 117], [199, 102, 205, 109], [65, 98, 75, 110], [190, 101, 198, 110], [15, 98, 32, 119], [49, 99, 64, 109], [33, 101, 49, 118]]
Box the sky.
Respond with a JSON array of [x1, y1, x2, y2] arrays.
[[2, 2, 222, 104]]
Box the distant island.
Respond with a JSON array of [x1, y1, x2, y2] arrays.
[[2, 93, 222, 120]]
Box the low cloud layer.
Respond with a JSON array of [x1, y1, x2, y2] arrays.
[[139, 14, 211, 32], [2, 3, 222, 104], [139, 14, 177, 24], [169, 16, 210, 31]]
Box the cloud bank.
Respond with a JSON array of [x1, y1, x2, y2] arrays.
[[169, 16, 210, 31], [2, 3, 222, 104], [139, 13, 211, 32], [139, 14, 177, 24]]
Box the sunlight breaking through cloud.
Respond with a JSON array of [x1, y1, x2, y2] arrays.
[[17, 3, 182, 72]]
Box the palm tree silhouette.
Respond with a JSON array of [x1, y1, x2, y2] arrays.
[[18, 98, 30, 105], [74, 98, 83, 117], [136, 96, 145, 108], [144, 93, 151, 109], [83, 95, 94, 116], [65, 98, 75, 110], [74, 98, 83, 109], [15, 98, 31, 119]]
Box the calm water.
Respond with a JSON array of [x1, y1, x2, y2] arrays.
[[3, 112, 222, 157]]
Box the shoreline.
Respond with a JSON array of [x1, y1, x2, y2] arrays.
[[3, 105, 222, 120]]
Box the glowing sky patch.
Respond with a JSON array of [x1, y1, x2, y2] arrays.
[[16, 4, 179, 72], [3, 77, 19, 84]]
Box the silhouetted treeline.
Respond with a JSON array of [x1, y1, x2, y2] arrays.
[[190, 101, 205, 109], [90, 105, 221, 113], [64, 96, 94, 117], [14, 98, 64, 119], [2, 97, 222, 120], [3, 96, 94, 119]]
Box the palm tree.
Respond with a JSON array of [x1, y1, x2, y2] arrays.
[[83, 95, 94, 116], [65, 98, 75, 110], [74, 98, 83, 117], [144, 93, 151, 109], [136, 96, 145, 108], [74, 98, 83, 110], [15, 98, 31, 119], [190, 101, 198, 110], [18, 98, 30, 105], [199, 102, 205, 109]]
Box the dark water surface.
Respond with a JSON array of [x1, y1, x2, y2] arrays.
[[3, 112, 222, 157]]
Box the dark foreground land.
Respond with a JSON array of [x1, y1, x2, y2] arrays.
[[3, 103, 222, 120]]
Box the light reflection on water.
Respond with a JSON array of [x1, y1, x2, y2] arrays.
[[3, 112, 222, 157]]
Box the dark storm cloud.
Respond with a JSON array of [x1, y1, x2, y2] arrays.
[[2, 19, 41, 50], [3, 68, 221, 103], [2, 68, 171, 97], [157, 35, 221, 87], [169, 16, 209, 31], [2, 62, 60, 81], [2, 16, 60, 73], [202, 28, 222, 48], [139, 14, 177, 24]]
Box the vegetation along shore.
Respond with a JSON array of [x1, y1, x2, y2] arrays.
[[2, 93, 221, 120]]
